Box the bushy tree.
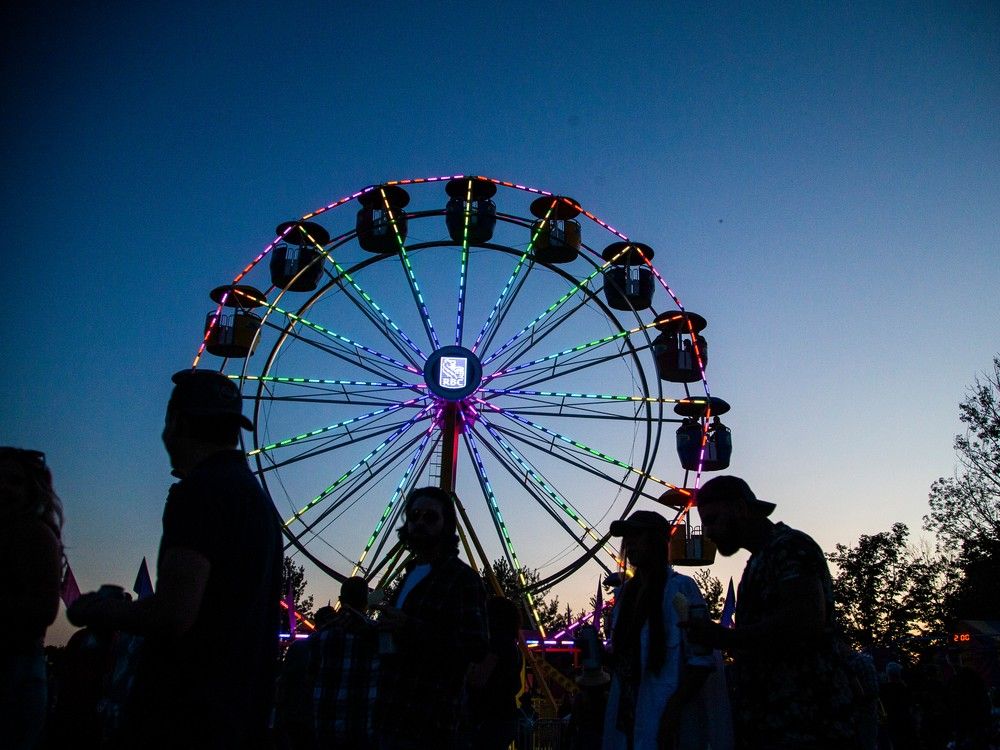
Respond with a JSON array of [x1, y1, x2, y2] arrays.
[[484, 558, 562, 632], [282, 556, 314, 620], [826, 523, 951, 651], [923, 356, 1000, 619], [692, 568, 724, 619]]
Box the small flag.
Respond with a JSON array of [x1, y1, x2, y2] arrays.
[[133, 557, 154, 600], [720, 577, 736, 629], [61, 563, 81, 608], [592, 577, 603, 634], [285, 582, 296, 636]]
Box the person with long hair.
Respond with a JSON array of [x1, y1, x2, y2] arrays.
[[0, 447, 64, 749], [603, 511, 715, 750]]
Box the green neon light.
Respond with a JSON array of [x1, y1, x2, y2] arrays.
[[478, 417, 616, 558], [480, 399, 675, 490], [482, 244, 632, 366], [248, 397, 426, 456], [284, 405, 433, 526], [488, 322, 657, 379]]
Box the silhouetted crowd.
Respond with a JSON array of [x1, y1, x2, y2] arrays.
[[4, 373, 998, 749]]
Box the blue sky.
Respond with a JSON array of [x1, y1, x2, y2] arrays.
[[4, 1, 998, 643]]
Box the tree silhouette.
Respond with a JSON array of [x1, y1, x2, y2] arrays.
[[924, 355, 1000, 619], [827, 523, 952, 651], [282, 556, 314, 620]]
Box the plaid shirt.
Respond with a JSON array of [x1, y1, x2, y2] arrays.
[[376, 554, 488, 743], [311, 607, 380, 747]]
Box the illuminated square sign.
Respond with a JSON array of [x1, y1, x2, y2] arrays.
[[440, 356, 468, 389]]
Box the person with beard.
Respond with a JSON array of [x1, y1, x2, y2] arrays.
[[601, 510, 715, 750], [68, 369, 282, 749], [373, 487, 488, 750], [683, 476, 855, 750]]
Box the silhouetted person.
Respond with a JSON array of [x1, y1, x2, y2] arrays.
[[602, 510, 717, 750], [311, 576, 379, 750], [463, 595, 523, 749], [948, 666, 992, 750], [0, 447, 63, 749], [374, 487, 488, 749], [684, 476, 854, 750], [68, 370, 282, 749], [879, 662, 917, 750]]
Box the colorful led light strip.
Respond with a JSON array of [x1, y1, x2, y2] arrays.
[[484, 322, 658, 382], [470, 198, 558, 354], [475, 416, 617, 560], [248, 396, 429, 456], [481, 387, 706, 406], [226, 287, 420, 375], [549, 598, 616, 640], [235, 375, 415, 389], [353, 426, 435, 575], [475, 398, 678, 490], [481, 244, 633, 368], [293, 225, 428, 362], [455, 179, 473, 346], [379, 187, 441, 351], [285, 404, 434, 526], [462, 420, 545, 632]]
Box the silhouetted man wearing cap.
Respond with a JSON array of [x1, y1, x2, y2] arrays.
[[602, 510, 715, 750], [374, 486, 487, 749], [684, 476, 853, 750], [69, 370, 282, 749]]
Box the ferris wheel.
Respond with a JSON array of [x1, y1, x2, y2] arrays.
[[191, 175, 732, 627]]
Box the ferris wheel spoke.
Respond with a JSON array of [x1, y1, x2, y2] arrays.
[[480, 264, 606, 367], [490, 341, 649, 397], [482, 322, 658, 385], [361, 433, 441, 578], [352, 427, 436, 576], [488, 294, 594, 378], [257, 411, 431, 474], [470, 421, 601, 561], [308, 241, 429, 362], [475, 256, 536, 360], [461, 425, 546, 627], [291, 429, 432, 557], [260, 304, 420, 378], [476, 398, 674, 492], [454, 179, 475, 346], [248, 396, 430, 458], [470, 200, 560, 355], [284, 409, 434, 531], [374, 187, 441, 350], [474, 415, 617, 565]]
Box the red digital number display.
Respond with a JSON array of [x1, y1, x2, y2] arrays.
[[952, 633, 971, 643]]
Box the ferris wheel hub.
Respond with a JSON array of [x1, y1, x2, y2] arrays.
[[423, 345, 483, 402]]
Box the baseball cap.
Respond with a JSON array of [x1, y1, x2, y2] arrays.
[[696, 475, 776, 516], [610, 509, 671, 538], [169, 369, 253, 430]]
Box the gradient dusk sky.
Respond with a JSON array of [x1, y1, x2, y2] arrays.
[[3, 2, 998, 644]]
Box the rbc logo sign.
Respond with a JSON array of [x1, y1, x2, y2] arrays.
[[440, 357, 468, 389]]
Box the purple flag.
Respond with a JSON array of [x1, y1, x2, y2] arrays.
[[592, 577, 603, 634], [133, 557, 154, 600], [60, 563, 81, 608], [285, 582, 297, 635], [720, 577, 736, 629]]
